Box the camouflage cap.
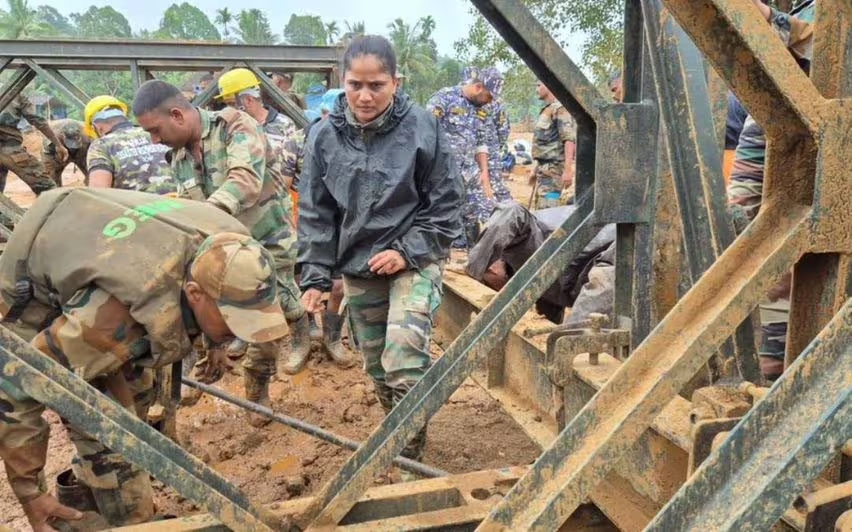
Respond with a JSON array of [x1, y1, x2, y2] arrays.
[[463, 65, 504, 98], [61, 121, 85, 149], [190, 233, 289, 343]]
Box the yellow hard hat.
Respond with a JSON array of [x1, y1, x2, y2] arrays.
[[216, 68, 260, 100], [84, 95, 128, 138]]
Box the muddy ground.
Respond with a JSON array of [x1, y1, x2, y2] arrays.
[[0, 132, 561, 530]]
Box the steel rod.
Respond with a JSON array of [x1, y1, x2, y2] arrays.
[[181, 378, 449, 479]]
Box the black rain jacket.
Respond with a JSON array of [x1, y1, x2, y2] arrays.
[[298, 92, 462, 291]]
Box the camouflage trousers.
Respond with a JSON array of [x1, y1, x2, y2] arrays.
[[533, 162, 565, 210], [0, 142, 56, 195], [243, 232, 305, 378], [343, 263, 443, 392], [42, 147, 89, 187], [0, 286, 155, 526]]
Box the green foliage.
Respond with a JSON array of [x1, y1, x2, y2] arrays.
[[283, 14, 328, 45], [35, 5, 74, 36], [215, 8, 233, 40], [157, 2, 220, 41], [235, 9, 277, 44], [71, 6, 132, 38], [0, 0, 51, 39], [325, 21, 339, 45]]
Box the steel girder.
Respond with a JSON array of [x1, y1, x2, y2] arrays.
[[0, 39, 341, 71], [474, 0, 852, 530], [0, 326, 274, 531], [646, 297, 852, 531]]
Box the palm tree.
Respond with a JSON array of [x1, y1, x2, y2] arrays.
[[342, 20, 365, 45], [215, 8, 233, 40], [387, 18, 435, 80], [235, 9, 277, 45], [0, 0, 50, 39], [325, 21, 339, 45]]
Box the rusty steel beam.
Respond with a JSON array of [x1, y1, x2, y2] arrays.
[[641, 0, 760, 382], [476, 206, 811, 530], [111, 468, 530, 532], [661, 0, 821, 138], [0, 327, 274, 532], [646, 297, 852, 531], [435, 273, 693, 532]]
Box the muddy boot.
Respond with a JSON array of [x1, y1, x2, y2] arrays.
[[244, 369, 272, 428], [323, 312, 355, 368], [281, 313, 311, 375], [53, 469, 110, 531], [393, 384, 427, 462]]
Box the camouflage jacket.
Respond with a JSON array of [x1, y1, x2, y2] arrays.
[[532, 100, 576, 163], [87, 120, 176, 194], [0, 188, 249, 369], [482, 100, 510, 163], [42, 119, 90, 155], [0, 94, 48, 144], [169, 107, 291, 245], [262, 108, 303, 187], [426, 85, 488, 181]]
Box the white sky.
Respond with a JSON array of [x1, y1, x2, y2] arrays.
[[35, 0, 591, 76], [38, 0, 479, 56]]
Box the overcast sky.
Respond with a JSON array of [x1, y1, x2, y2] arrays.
[[37, 0, 479, 56]]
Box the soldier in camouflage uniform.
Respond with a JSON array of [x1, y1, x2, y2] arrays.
[[85, 98, 175, 194], [427, 66, 503, 246], [532, 80, 577, 209], [728, 0, 814, 379], [300, 36, 462, 462], [0, 93, 64, 195], [482, 98, 513, 203], [0, 187, 289, 530], [215, 68, 353, 375], [133, 80, 308, 426], [41, 119, 91, 187]]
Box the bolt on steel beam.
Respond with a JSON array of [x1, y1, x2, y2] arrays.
[[645, 297, 852, 531], [0, 326, 274, 532]]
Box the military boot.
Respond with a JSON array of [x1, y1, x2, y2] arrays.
[[393, 383, 427, 462], [280, 313, 311, 375], [323, 312, 355, 368], [244, 369, 272, 428]]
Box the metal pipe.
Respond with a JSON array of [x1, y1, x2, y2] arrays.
[[181, 378, 449, 479], [794, 480, 852, 513]]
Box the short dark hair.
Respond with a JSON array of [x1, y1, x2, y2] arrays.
[[343, 35, 397, 77], [132, 80, 192, 116]]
